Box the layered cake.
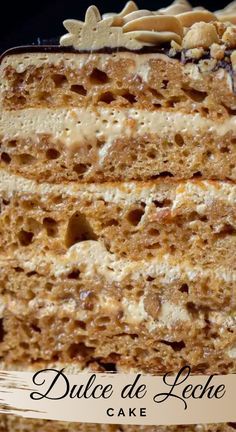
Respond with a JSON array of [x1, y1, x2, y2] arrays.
[[0, 0, 235, 431]]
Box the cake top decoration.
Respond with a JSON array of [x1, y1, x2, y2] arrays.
[[157, 0, 191, 15], [60, 0, 236, 51], [102, 1, 139, 25], [60, 5, 143, 51], [216, 1, 236, 24]]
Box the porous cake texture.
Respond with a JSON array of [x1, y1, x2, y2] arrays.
[[0, 0, 236, 431], [1, 417, 236, 432]]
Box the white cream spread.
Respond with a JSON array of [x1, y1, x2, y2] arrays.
[[158, 301, 190, 327], [1, 239, 235, 284], [122, 298, 149, 324], [0, 169, 235, 209], [1, 108, 236, 152], [0, 51, 175, 75]]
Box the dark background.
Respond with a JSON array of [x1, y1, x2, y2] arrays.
[[0, 0, 229, 50]]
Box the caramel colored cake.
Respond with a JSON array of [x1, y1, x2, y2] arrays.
[[0, 0, 235, 431]]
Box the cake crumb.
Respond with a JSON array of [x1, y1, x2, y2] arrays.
[[222, 26, 236, 48], [210, 43, 226, 60], [185, 47, 205, 60]]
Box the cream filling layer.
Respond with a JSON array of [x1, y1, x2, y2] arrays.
[[6, 293, 236, 334], [0, 169, 235, 208], [0, 51, 176, 75], [2, 241, 236, 284], [1, 108, 236, 152], [2, 244, 235, 351], [1, 239, 235, 353], [3, 298, 236, 364]]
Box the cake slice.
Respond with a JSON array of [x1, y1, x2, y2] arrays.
[[0, 1, 235, 432]]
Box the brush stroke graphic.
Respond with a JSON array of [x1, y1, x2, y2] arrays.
[[0, 369, 235, 425]]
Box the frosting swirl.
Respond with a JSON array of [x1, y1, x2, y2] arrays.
[[102, 1, 138, 26], [157, 0, 192, 15], [123, 15, 183, 45], [216, 1, 236, 24], [177, 10, 217, 27]]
